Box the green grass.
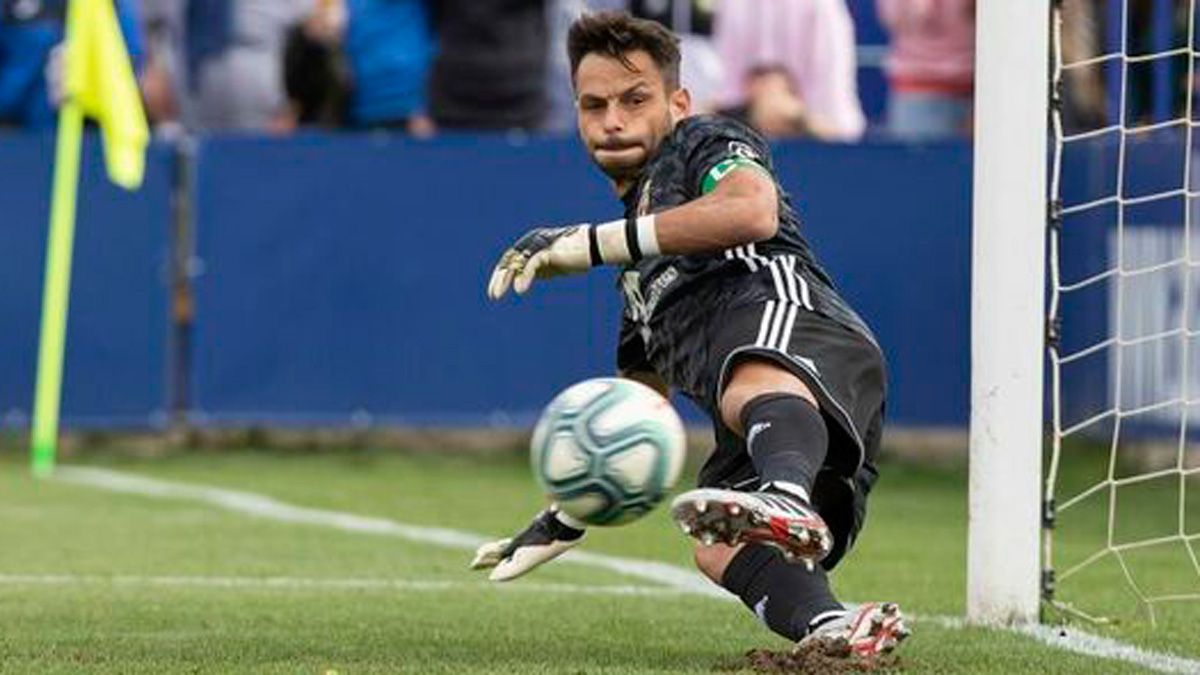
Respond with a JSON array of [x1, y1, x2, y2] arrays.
[[0, 446, 1196, 673], [1044, 440, 1200, 649]]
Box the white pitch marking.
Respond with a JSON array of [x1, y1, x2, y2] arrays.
[[925, 614, 1200, 675], [55, 466, 1200, 674], [54, 467, 723, 598], [1013, 623, 1200, 675]]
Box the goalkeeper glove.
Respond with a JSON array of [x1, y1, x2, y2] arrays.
[[486, 215, 659, 300], [468, 506, 587, 581]]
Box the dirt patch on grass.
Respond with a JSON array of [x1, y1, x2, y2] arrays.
[[718, 641, 901, 674]]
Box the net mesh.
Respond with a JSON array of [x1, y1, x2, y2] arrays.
[[1046, 0, 1200, 624]]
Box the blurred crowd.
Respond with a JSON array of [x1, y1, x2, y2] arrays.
[[0, 0, 984, 142]]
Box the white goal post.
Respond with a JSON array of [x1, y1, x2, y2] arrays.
[[967, 0, 1051, 625]]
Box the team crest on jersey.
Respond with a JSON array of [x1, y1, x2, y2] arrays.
[[728, 141, 761, 161], [637, 177, 654, 216]]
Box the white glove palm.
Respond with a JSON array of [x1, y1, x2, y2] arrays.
[[469, 508, 586, 581]]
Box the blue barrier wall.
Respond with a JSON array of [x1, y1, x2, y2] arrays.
[[776, 143, 973, 426], [0, 134, 173, 428], [1, 131, 1188, 432], [191, 134, 625, 426], [190, 135, 973, 427]]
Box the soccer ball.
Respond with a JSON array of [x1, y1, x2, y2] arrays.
[[531, 377, 687, 526]]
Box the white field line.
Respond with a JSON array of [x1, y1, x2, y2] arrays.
[[924, 615, 1200, 675], [1014, 623, 1200, 675], [0, 573, 688, 597], [55, 466, 1200, 674], [54, 466, 723, 598]]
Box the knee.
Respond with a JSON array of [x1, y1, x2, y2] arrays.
[[718, 380, 753, 436], [693, 543, 742, 585], [719, 359, 816, 435]]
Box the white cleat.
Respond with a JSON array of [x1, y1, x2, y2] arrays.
[[669, 487, 833, 564], [798, 602, 910, 658]]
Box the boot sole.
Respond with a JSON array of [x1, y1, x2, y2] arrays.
[[670, 488, 833, 567]]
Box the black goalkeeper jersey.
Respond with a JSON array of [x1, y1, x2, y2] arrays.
[[617, 114, 875, 351]]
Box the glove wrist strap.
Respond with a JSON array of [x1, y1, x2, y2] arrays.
[[551, 507, 588, 531], [586, 225, 603, 267], [593, 215, 659, 265]]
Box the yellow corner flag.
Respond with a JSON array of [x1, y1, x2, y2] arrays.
[[65, 0, 150, 189], [31, 0, 149, 477]]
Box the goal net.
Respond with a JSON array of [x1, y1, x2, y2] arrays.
[[1046, 0, 1200, 624]]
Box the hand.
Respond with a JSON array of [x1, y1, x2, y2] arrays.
[[469, 507, 586, 581], [406, 114, 436, 138], [487, 225, 593, 300]]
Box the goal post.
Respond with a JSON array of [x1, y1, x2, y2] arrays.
[[967, 0, 1051, 625]]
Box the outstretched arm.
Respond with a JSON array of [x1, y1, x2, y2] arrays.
[[650, 166, 778, 255], [487, 166, 777, 300]]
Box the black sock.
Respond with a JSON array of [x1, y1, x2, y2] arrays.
[[739, 393, 828, 499], [720, 544, 844, 640]]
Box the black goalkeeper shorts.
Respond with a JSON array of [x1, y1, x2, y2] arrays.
[[652, 299, 888, 570]]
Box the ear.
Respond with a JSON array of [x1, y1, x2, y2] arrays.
[[669, 87, 692, 124]]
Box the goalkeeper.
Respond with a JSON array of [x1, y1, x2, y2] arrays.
[[471, 11, 907, 657]]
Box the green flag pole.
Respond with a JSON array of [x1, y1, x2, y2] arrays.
[[31, 102, 85, 478]]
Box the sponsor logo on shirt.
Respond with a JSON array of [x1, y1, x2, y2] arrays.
[[728, 141, 761, 161], [643, 266, 679, 317]]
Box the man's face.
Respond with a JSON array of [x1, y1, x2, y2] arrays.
[[574, 50, 690, 186]]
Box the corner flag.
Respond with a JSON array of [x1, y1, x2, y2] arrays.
[[31, 0, 149, 476], [64, 0, 149, 189]]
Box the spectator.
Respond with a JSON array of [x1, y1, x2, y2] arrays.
[[141, 8, 182, 132], [427, 0, 548, 131], [142, 0, 312, 132], [0, 0, 143, 128], [282, 0, 434, 134], [282, 9, 351, 129], [714, 0, 866, 142], [342, 0, 434, 132], [876, 0, 975, 141], [718, 64, 834, 140]]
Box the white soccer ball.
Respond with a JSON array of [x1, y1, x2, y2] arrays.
[[530, 377, 687, 526]]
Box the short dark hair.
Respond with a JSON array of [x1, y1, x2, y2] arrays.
[[568, 11, 682, 89]]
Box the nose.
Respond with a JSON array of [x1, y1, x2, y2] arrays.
[[602, 105, 625, 134]]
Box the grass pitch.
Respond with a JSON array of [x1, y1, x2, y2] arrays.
[[0, 446, 1196, 673]]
